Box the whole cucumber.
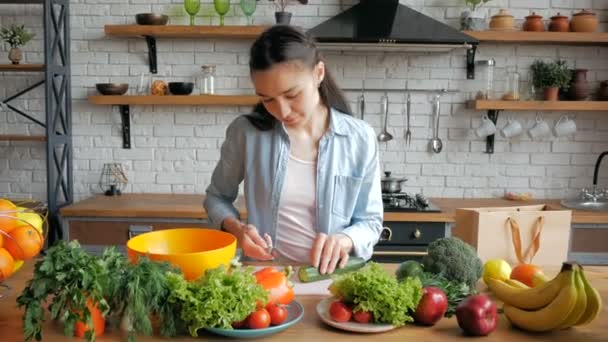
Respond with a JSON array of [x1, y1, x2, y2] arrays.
[[297, 257, 367, 283]]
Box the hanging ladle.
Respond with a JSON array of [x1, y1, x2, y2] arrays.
[[429, 93, 443, 153], [377, 93, 393, 142]]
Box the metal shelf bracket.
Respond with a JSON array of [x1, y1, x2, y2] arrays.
[[467, 44, 477, 79], [145, 35, 157, 74], [119, 105, 131, 149], [485, 109, 500, 154]]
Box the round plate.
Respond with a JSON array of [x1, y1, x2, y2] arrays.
[[206, 300, 304, 339], [316, 297, 396, 333]]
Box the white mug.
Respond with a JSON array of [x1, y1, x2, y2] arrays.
[[475, 114, 497, 138], [554, 115, 577, 137], [528, 117, 551, 140], [501, 117, 523, 139]]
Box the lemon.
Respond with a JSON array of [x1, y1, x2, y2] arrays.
[[483, 259, 512, 285]]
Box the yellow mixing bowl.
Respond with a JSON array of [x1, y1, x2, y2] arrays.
[[126, 228, 236, 280]]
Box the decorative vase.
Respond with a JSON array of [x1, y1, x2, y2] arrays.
[[567, 69, 589, 101], [570, 9, 598, 32], [544, 87, 559, 101], [274, 11, 292, 25], [549, 13, 569, 32], [460, 9, 487, 31], [523, 12, 544, 32], [8, 47, 22, 65], [599, 81, 608, 101]]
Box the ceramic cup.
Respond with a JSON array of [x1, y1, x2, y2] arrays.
[[475, 114, 497, 138], [501, 117, 523, 138], [528, 116, 551, 140], [554, 115, 577, 137]]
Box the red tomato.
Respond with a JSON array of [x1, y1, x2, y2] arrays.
[[329, 300, 352, 323], [353, 310, 373, 324], [266, 304, 288, 326], [247, 308, 271, 329], [232, 319, 247, 329]]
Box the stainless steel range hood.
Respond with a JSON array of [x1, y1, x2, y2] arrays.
[[307, 0, 478, 52]]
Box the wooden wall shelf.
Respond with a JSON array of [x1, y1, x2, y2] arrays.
[[464, 31, 608, 45], [104, 25, 268, 39], [0, 134, 46, 142], [88, 94, 259, 106], [474, 100, 608, 111], [0, 64, 44, 72]]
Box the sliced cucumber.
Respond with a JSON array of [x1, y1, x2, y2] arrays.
[[297, 257, 367, 283]]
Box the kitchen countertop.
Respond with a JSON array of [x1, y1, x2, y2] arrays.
[[0, 262, 606, 341], [60, 194, 608, 224]]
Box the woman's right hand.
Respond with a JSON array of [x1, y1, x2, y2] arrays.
[[222, 218, 274, 260]]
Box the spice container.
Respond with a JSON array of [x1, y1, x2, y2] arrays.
[[503, 68, 520, 101], [523, 12, 544, 32], [570, 9, 598, 32], [489, 9, 515, 31], [200, 64, 216, 94], [475, 59, 495, 100]]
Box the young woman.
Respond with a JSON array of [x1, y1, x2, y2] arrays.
[[204, 25, 382, 274]]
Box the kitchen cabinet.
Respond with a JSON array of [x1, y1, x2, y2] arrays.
[[569, 223, 608, 265], [372, 221, 448, 263]]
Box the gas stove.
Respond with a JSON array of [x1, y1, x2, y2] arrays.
[[382, 192, 441, 212]]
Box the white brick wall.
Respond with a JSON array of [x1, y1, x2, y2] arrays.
[[1, 0, 608, 202]]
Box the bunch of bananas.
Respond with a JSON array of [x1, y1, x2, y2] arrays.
[[486, 262, 602, 332]]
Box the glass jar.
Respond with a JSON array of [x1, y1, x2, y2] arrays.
[[475, 59, 495, 100], [503, 68, 520, 101], [200, 64, 216, 94]]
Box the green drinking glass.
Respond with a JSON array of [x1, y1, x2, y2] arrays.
[[184, 0, 201, 26], [214, 0, 231, 26], [239, 0, 256, 25]]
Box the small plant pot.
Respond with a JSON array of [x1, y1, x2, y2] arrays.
[[543, 87, 559, 101], [275, 11, 292, 25], [460, 9, 487, 31], [8, 47, 22, 65]]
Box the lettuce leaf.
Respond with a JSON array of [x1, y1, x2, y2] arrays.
[[166, 265, 268, 336], [329, 262, 422, 326]]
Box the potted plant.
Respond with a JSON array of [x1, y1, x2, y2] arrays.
[[460, 0, 492, 31], [530, 60, 571, 101], [0, 24, 35, 64], [268, 0, 308, 25], [16, 241, 109, 342], [100, 248, 184, 341]]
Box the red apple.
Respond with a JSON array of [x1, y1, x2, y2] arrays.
[[455, 294, 498, 336], [413, 286, 448, 326]]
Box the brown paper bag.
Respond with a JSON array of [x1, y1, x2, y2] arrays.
[[452, 205, 572, 266]]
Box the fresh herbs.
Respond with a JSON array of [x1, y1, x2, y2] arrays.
[[531, 59, 572, 90], [329, 262, 422, 326], [100, 248, 184, 342], [0, 24, 35, 48], [16, 241, 110, 342], [167, 265, 268, 336]]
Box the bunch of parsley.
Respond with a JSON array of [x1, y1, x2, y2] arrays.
[[166, 265, 268, 336], [329, 262, 422, 326]]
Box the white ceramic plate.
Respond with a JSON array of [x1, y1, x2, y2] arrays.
[[316, 297, 396, 333]]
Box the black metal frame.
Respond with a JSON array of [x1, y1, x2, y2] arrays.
[[484, 109, 500, 154], [0, 0, 73, 245]]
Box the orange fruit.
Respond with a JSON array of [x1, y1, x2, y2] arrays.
[[0, 247, 15, 281], [510, 263, 543, 287], [0, 199, 18, 234], [4, 225, 43, 260]]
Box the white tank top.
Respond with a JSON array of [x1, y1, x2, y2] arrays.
[[275, 154, 317, 262]]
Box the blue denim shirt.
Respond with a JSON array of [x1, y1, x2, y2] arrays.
[[203, 108, 383, 260]]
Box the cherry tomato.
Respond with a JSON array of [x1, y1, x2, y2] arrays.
[[329, 300, 352, 323], [353, 310, 373, 324], [247, 308, 271, 329], [266, 304, 288, 326]]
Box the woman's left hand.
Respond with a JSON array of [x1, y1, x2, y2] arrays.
[[310, 233, 354, 275]]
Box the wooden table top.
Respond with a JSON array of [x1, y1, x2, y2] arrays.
[[1, 262, 606, 341], [60, 194, 608, 224]]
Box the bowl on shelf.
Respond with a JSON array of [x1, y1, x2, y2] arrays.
[[126, 228, 237, 280], [95, 83, 129, 95], [168, 82, 194, 95], [135, 13, 169, 25]]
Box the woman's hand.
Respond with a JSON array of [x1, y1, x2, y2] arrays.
[[222, 218, 274, 261], [310, 233, 354, 275]]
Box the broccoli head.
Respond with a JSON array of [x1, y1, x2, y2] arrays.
[[422, 237, 483, 288]]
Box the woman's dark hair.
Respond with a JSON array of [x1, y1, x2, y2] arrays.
[[246, 25, 352, 130]]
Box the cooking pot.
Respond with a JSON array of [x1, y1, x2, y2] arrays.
[[381, 171, 407, 193]]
